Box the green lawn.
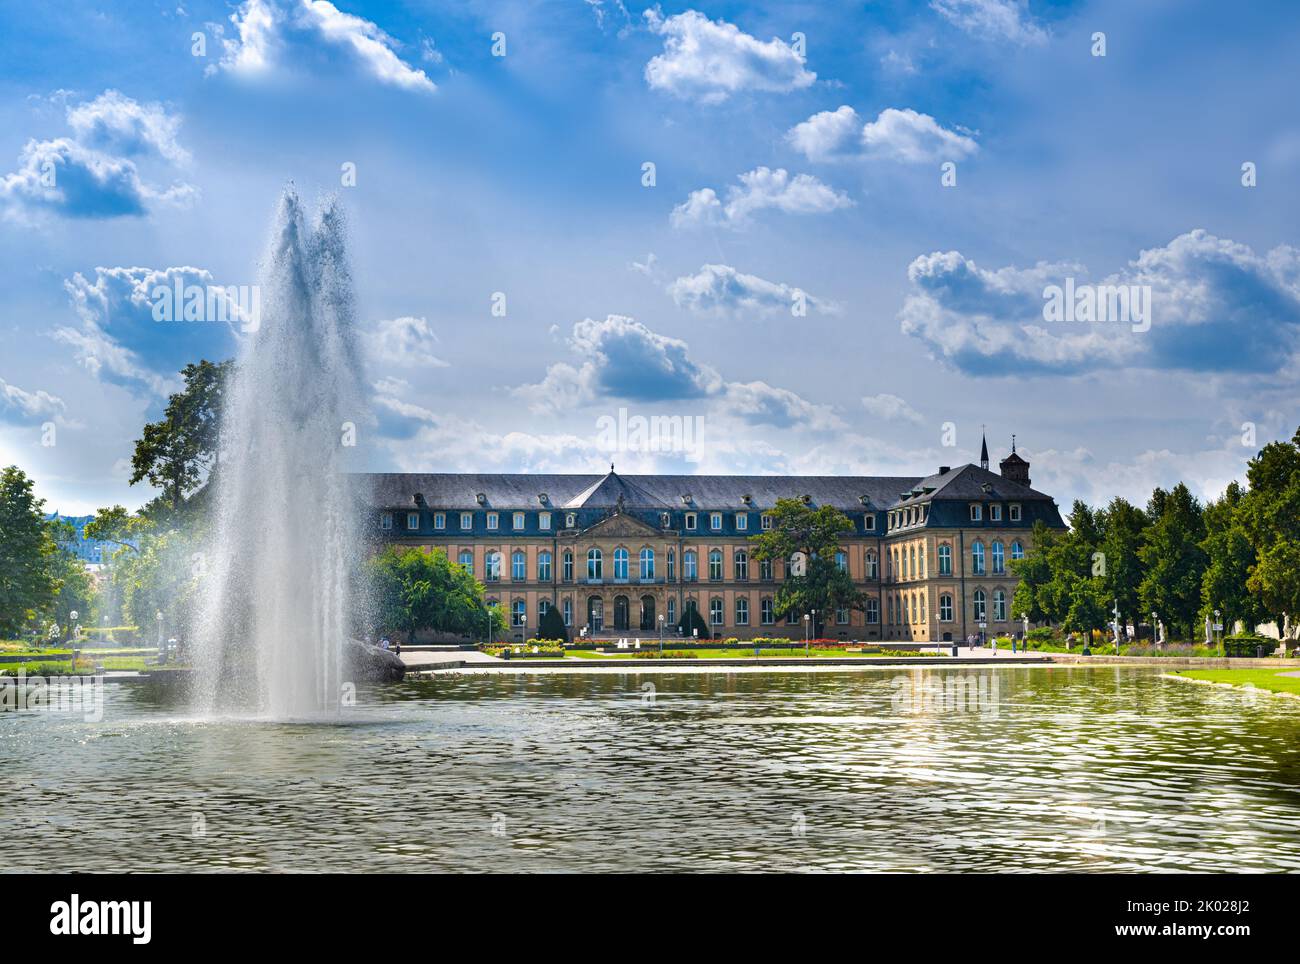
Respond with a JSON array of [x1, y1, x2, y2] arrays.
[[1167, 668, 1300, 696], [564, 647, 935, 659]]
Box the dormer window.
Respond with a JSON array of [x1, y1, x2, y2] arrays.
[[990, 504, 1002, 522], [761, 514, 773, 530], [539, 511, 552, 529], [407, 512, 419, 530], [460, 512, 472, 530], [565, 512, 576, 528], [486, 512, 499, 530], [1009, 503, 1022, 522], [863, 513, 875, 530], [686, 512, 697, 530], [513, 512, 525, 530], [710, 512, 722, 531], [660, 512, 671, 528], [736, 513, 748, 531], [434, 512, 446, 530], [970, 503, 983, 522], [380, 512, 393, 531]]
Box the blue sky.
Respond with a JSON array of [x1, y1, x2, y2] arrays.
[[1, 0, 1297, 514]]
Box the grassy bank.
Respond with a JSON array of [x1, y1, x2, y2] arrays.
[[1166, 668, 1300, 696]]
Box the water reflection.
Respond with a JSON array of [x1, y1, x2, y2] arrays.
[[3, 666, 1299, 872]]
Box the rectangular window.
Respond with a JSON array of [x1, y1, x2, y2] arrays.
[[433, 512, 445, 530], [685, 512, 697, 530], [539, 511, 551, 530], [760, 558, 773, 581], [735, 513, 748, 531], [990, 504, 1002, 522], [969, 504, 982, 522], [460, 512, 472, 530], [407, 512, 419, 530], [734, 551, 748, 581], [710, 512, 722, 531], [380, 512, 393, 531], [667, 598, 676, 625], [866, 598, 879, 624], [735, 597, 749, 626], [761, 598, 774, 625], [836, 608, 848, 625], [563, 599, 572, 627], [1009, 504, 1021, 522], [761, 514, 773, 530], [486, 512, 499, 530], [513, 512, 525, 530]]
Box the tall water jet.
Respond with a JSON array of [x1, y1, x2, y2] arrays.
[[192, 189, 367, 718]]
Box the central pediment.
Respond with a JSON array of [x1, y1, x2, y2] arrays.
[[579, 511, 663, 539]]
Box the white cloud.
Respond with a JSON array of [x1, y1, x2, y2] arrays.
[[0, 377, 76, 427], [643, 7, 814, 104], [930, 0, 1049, 47], [671, 167, 851, 229], [668, 263, 833, 315], [861, 108, 979, 163], [66, 89, 190, 164], [364, 316, 449, 368], [861, 393, 925, 424], [214, 0, 435, 93], [785, 106, 860, 162]]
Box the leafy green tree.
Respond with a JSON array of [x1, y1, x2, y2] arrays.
[[1010, 520, 1059, 623], [83, 505, 145, 555], [45, 520, 97, 638], [0, 466, 57, 637], [130, 359, 232, 520], [1237, 427, 1300, 631], [1200, 481, 1265, 633], [749, 497, 864, 632], [1096, 497, 1147, 627], [365, 546, 503, 643], [1139, 483, 1208, 640]]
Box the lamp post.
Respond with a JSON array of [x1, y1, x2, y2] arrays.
[[155, 610, 163, 658], [658, 613, 665, 654], [810, 609, 817, 653], [803, 613, 810, 653], [70, 610, 79, 667], [1112, 599, 1122, 654], [1151, 610, 1159, 650], [1214, 609, 1222, 656]]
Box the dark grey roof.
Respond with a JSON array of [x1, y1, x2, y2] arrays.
[[355, 465, 1056, 511]]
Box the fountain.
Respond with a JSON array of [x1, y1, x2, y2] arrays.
[[191, 188, 391, 719]]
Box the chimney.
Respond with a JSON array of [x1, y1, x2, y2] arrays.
[[938, 466, 951, 475]]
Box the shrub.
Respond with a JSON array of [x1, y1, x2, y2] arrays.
[[1223, 634, 1276, 658], [677, 605, 710, 639], [536, 606, 570, 645]]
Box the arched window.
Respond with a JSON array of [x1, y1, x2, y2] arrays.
[[993, 589, 1007, 622], [991, 540, 1005, 574], [973, 589, 986, 622], [735, 597, 749, 625], [684, 550, 698, 581], [1010, 540, 1024, 561], [734, 549, 749, 581], [938, 544, 952, 575], [486, 551, 501, 582], [972, 541, 986, 575], [708, 549, 723, 581], [907, 546, 915, 579], [667, 549, 675, 580], [587, 548, 602, 581], [562, 550, 573, 582], [613, 547, 629, 580], [511, 599, 526, 627], [538, 598, 550, 618], [865, 551, 878, 580], [458, 550, 473, 575], [639, 547, 655, 580], [907, 595, 914, 623], [511, 550, 526, 581], [709, 598, 724, 626], [939, 594, 953, 621], [537, 550, 552, 582], [666, 598, 676, 625]]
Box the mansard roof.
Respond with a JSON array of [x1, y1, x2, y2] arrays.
[[357, 463, 1058, 512]]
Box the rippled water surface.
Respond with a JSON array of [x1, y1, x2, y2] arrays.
[[5, 666, 1300, 872]]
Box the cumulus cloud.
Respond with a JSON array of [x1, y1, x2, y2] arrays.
[[53, 265, 243, 396], [668, 263, 834, 315], [643, 7, 814, 103], [930, 0, 1049, 46], [861, 393, 925, 424], [0, 90, 194, 221], [66, 89, 190, 164], [899, 230, 1300, 376], [511, 315, 841, 435], [787, 106, 978, 163], [671, 167, 851, 228], [212, 0, 435, 93], [364, 315, 449, 368]]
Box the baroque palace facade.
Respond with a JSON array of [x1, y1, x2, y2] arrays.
[[362, 439, 1065, 642]]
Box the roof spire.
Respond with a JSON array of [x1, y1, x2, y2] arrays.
[[979, 426, 990, 471], [1011, 433, 1017, 454]]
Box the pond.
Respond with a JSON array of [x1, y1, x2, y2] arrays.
[[4, 665, 1299, 872]]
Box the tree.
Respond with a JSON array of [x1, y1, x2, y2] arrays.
[[365, 546, 503, 643], [536, 604, 569, 644], [0, 466, 57, 637], [677, 600, 710, 639], [1200, 482, 1265, 633], [1237, 426, 1300, 633], [1139, 483, 1208, 640], [45, 520, 97, 638], [1010, 520, 1059, 623], [129, 359, 233, 520], [83, 505, 145, 555], [1096, 496, 1147, 627], [749, 497, 864, 632]]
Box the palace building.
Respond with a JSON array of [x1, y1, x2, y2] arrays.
[[361, 436, 1066, 643]]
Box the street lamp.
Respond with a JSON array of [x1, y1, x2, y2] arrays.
[[1214, 609, 1222, 655], [1112, 599, 1122, 654], [155, 610, 163, 654], [803, 613, 810, 652], [70, 610, 79, 667], [658, 613, 665, 653], [810, 609, 817, 653], [1151, 611, 1159, 650]]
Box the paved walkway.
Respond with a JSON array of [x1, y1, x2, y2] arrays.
[[398, 649, 500, 668]]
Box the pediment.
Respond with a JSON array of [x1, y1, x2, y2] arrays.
[[579, 511, 662, 539]]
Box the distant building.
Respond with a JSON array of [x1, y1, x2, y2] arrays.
[[44, 513, 127, 565], [359, 435, 1066, 642]]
